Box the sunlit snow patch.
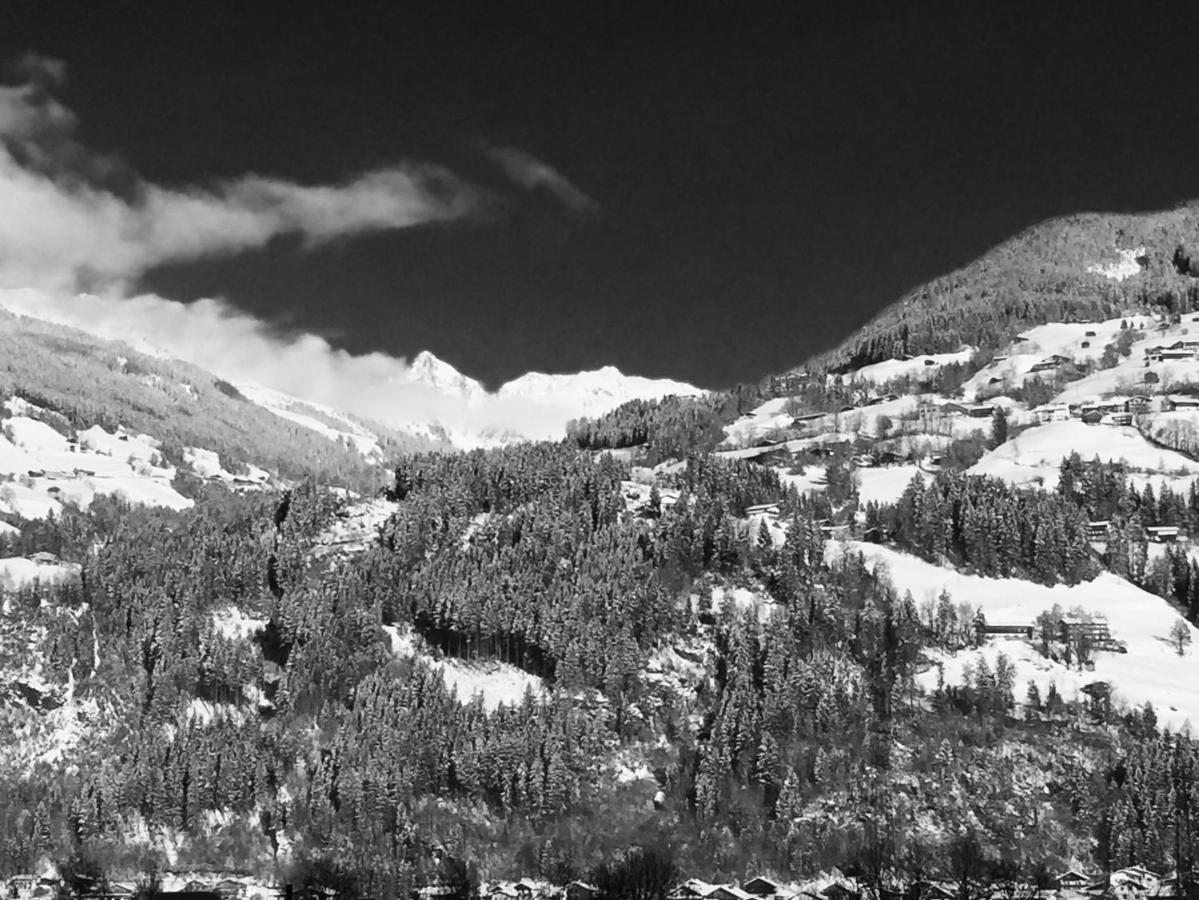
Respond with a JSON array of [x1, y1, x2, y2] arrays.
[[1087, 246, 1146, 281]]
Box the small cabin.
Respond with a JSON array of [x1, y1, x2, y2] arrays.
[[965, 404, 995, 418], [1165, 395, 1199, 411], [742, 879, 782, 898], [1146, 525, 1181, 543], [981, 624, 1034, 639], [745, 502, 781, 517], [1086, 520, 1111, 539], [564, 884, 599, 900]]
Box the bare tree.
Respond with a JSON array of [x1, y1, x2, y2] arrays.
[[1169, 617, 1192, 656]]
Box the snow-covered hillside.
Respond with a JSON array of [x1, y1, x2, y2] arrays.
[[970, 420, 1199, 490], [1, 400, 194, 519], [832, 542, 1199, 730]]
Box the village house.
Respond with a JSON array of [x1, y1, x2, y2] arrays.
[[1033, 403, 1071, 423], [746, 502, 782, 517], [1029, 354, 1072, 373], [981, 623, 1035, 639], [669, 880, 718, 900], [563, 883, 598, 900], [965, 403, 996, 418], [1164, 395, 1199, 411], [1055, 870, 1093, 894], [1145, 525, 1181, 543], [1086, 520, 1111, 540], [741, 878, 784, 898]]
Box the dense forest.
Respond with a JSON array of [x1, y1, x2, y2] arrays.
[[804, 207, 1199, 375], [3, 438, 1199, 899]]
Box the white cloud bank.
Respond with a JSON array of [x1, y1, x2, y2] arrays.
[[0, 55, 632, 445]]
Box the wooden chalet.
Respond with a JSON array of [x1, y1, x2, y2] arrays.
[[669, 880, 718, 900], [965, 403, 996, 418], [1055, 870, 1092, 893], [1033, 404, 1071, 423], [1145, 525, 1182, 543], [707, 888, 755, 900], [742, 878, 783, 897], [982, 624, 1034, 639], [1165, 395, 1199, 411], [1127, 395, 1152, 413], [1030, 354, 1071, 373], [564, 883, 598, 900], [1087, 520, 1112, 540], [746, 502, 782, 517]]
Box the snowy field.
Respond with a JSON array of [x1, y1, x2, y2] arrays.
[[1, 404, 193, 520], [961, 316, 1156, 399], [384, 625, 545, 711], [847, 347, 975, 385], [856, 465, 925, 505], [969, 420, 1199, 490], [831, 542, 1199, 730]]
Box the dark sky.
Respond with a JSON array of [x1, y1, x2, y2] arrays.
[[4, 3, 1199, 389]]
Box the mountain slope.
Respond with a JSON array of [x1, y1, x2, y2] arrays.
[[809, 204, 1199, 374], [0, 307, 431, 490]]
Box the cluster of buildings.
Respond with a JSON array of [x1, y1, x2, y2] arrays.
[[1143, 340, 1199, 364], [657, 867, 1193, 900], [1086, 520, 1183, 544], [1032, 395, 1172, 426], [0, 873, 260, 900]]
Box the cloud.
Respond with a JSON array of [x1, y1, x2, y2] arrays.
[[486, 145, 597, 214], [0, 57, 481, 293], [0, 56, 612, 445], [0, 286, 583, 444]]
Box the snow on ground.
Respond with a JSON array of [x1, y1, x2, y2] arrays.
[[706, 581, 776, 622], [4, 417, 68, 453], [183, 698, 247, 727], [0, 405, 191, 519], [183, 446, 270, 486], [722, 398, 794, 447], [313, 498, 397, 557], [238, 383, 384, 457], [383, 625, 545, 712], [774, 464, 827, 493], [0, 557, 81, 595], [847, 347, 976, 385], [78, 425, 164, 469], [857, 465, 925, 506], [1088, 246, 1146, 281], [969, 421, 1199, 490], [830, 541, 1199, 730], [963, 316, 1154, 399], [211, 606, 266, 640]]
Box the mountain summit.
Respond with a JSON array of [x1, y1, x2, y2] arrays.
[[406, 350, 486, 400]]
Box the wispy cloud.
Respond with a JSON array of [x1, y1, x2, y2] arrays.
[[0, 55, 481, 293], [485, 145, 598, 214]]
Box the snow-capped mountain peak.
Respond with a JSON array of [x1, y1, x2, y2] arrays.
[[407, 350, 485, 399], [497, 364, 705, 415]]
